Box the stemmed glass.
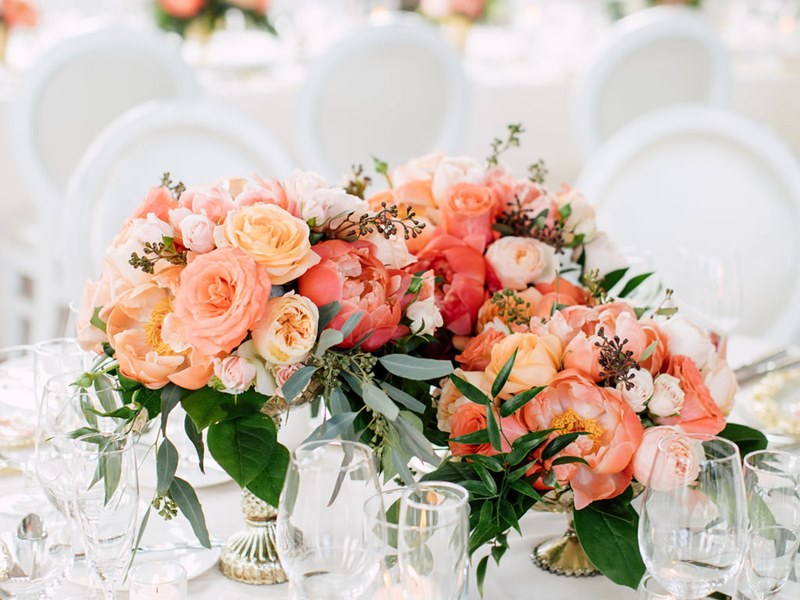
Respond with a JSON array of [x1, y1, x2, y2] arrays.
[[276, 440, 384, 600], [397, 481, 470, 600], [70, 432, 139, 600], [32, 338, 86, 404], [638, 432, 748, 600], [364, 488, 404, 598], [741, 450, 800, 599]]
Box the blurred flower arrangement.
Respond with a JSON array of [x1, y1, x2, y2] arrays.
[[368, 124, 764, 590], [156, 0, 275, 37], [608, 0, 702, 20], [76, 169, 452, 544], [419, 0, 492, 22]]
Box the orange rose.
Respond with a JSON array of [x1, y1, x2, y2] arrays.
[[222, 204, 320, 284], [450, 401, 529, 457], [484, 333, 562, 399], [172, 248, 272, 355], [440, 183, 497, 250], [522, 370, 644, 509], [535, 277, 590, 305], [131, 186, 178, 223], [655, 355, 725, 435], [106, 284, 213, 390], [456, 328, 506, 371]]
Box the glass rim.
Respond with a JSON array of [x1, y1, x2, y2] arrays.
[[400, 481, 469, 515], [33, 337, 79, 351], [72, 431, 134, 456], [292, 439, 375, 472], [364, 487, 404, 527], [656, 431, 741, 462], [743, 449, 800, 472]]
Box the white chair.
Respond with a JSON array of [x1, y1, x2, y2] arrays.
[[2, 28, 199, 345], [572, 7, 731, 159], [296, 18, 468, 181], [575, 104, 800, 345], [60, 98, 294, 304]]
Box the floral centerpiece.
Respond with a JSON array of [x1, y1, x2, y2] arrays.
[[156, 0, 274, 38], [75, 169, 453, 546], [418, 0, 498, 49], [608, 0, 702, 20], [364, 124, 765, 591]]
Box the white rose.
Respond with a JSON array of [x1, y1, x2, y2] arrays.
[[703, 355, 737, 416], [557, 187, 597, 242], [660, 314, 715, 370], [581, 232, 628, 277], [616, 368, 654, 413], [214, 356, 257, 393], [392, 151, 444, 188], [284, 169, 328, 220], [431, 156, 484, 205], [406, 296, 444, 336], [362, 231, 417, 269], [649, 373, 685, 417], [179, 214, 216, 253], [485, 237, 557, 290]]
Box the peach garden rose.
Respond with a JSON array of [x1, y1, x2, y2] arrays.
[[485, 237, 557, 290], [484, 332, 562, 399], [251, 292, 319, 366]]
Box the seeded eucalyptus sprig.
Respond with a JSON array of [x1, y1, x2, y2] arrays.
[[160, 172, 186, 200], [486, 123, 525, 168], [129, 236, 188, 274], [330, 203, 426, 242], [425, 351, 589, 596], [344, 164, 372, 199]]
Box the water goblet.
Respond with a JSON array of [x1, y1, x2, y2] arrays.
[[638, 432, 748, 600], [276, 439, 384, 600]]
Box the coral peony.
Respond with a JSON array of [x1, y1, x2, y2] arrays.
[[654, 355, 725, 435]]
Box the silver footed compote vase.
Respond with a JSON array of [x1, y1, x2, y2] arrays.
[[218, 392, 316, 584]]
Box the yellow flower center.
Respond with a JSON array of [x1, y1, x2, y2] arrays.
[[144, 298, 176, 356], [549, 408, 604, 454]]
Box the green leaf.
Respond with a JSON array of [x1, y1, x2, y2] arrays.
[[719, 422, 768, 458], [128, 503, 151, 571], [656, 306, 678, 317], [90, 306, 107, 333], [509, 479, 544, 502], [491, 349, 518, 399], [362, 382, 399, 421], [328, 385, 351, 415], [379, 355, 453, 380], [184, 414, 205, 474], [339, 311, 364, 339], [391, 447, 415, 485], [318, 301, 341, 330], [638, 340, 658, 363], [380, 382, 426, 414], [573, 491, 645, 589], [393, 412, 439, 465], [542, 431, 584, 460], [634, 307, 648, 319], [307, 411, 359, 441], [156, 438, 179, 495], [476, 555, 489, 597], [206, 413, 290, 506], [469, 454, 504, 472], [160, 384, 184, 434], [558, 203, 572, 220], [282, 366, 318, 403], [448, 374, 491, 406], [485, 405, 502, 452], [619, 272, 653, 298], [315, 329, 344, 357], [507, 429, 554, 465], [169, 477, 211, 549], [450, 429, 490, 445], [181, 388, 263, 430], [600, 268, 629, 292], [500, 386, 544, 417], [551, 456, 589, 467], [103, 452, 122, 506], [473, 463, 498, 495]]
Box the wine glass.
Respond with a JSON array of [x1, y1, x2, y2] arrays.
[[397, 481, 470, 600], [0, 487, 75, 599], [276, 439, 384, 600], [365, 488, 404, 599], [70, 432, 139, 600], [32, 338, 86, 404], [741, 450, 800, 598], [638, 432, 748, 600]]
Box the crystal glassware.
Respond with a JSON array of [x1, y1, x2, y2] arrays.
[[365, 488, 403, 598], [397, 481, 470, 600], [0, 487, 74, 599], [32, 338, 85, 404], [276, 439, 384, 600], [70, 432, 139, 600], [129, 561, 188, 600], [638, 432, 748, 600]]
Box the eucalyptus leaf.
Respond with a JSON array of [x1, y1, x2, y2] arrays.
[[315, 329, 344, 357], [339, 311, 364, 339], [103, 452, 122, 506], [393, 412, 439, 465], [170, 477, 211, 548], [379, 355, 453, 381], [639, 340, 658, 363], [318, 301, 341, 330], [362, 382, 400, 421], [156, 438, 179, 495], [391, 447, 415, 485], [184, 414, 205, 474], [379, 382, 426, 413], [160, 384, 184, 435], [282, 366, 318, 403], [328, 386, 351, 416], [491, 349, 517, 399], [307, 411, 360, 442]]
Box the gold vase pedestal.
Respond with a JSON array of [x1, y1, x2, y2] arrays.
[[530, 490, 600, 578], [218, 489, 286, 585]]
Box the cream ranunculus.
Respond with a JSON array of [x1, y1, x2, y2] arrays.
[[223, 204, 320, 284], [616, 368, 654, 413], [660, 315, 715, 371], [251, 292, 319, 366], [703, 355, 737, 415], [485, 237, 557, 290], [649, 373, 685, 417], [484, 333, 562, 399]]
